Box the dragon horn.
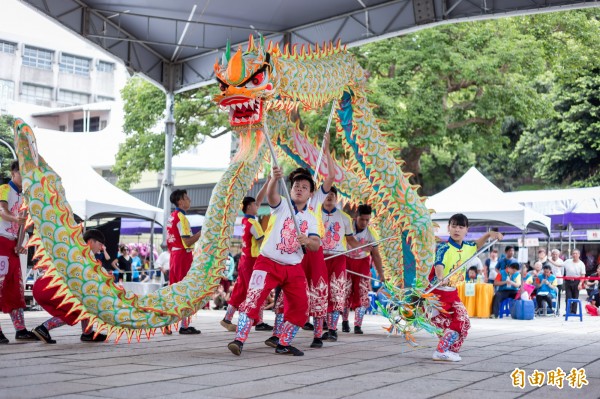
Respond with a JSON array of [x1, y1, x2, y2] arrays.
[[247, 35, 254, 52], [222, 39, 231, 65]]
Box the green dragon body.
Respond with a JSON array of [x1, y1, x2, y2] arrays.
[[15, 36, 436, 340]]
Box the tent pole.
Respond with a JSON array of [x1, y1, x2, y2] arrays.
[[149, 219, 155, 270], [162, 88, 175, 246], [568, 222, 572, 254]]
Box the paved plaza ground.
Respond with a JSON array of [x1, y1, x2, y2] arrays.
[[0, 309, 599, 399]]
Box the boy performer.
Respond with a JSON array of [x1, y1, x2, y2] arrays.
[[31, 230, 108, 343], [318, 186, 357, 342], [343, 204, 385, 334], [167, 189, 202, 334], [221, 177, 273, 332], [0, 160, 37, 343], [227, 166, 320, 356], [264, 166, 327, 348], [430, 213, 502, 362]]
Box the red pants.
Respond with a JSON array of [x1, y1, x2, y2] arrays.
[[325, 255, 347, 313], [0, 236, 26, 313], [229, 255, 257, 308], [240, 256, 308, 327], [301, 247, 328, 318], [430, 288, 470, 352], [169, 249, 193, 284], [32, 274, 80, 326], [346, 256, 371, 309]]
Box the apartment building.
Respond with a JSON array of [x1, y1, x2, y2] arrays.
[[0, 36, 117, 132]]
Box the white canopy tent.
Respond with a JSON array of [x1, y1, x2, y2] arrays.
[[33, 128, 163, 222], [505, 187, 600, 219], [426, 167, 551, 235]]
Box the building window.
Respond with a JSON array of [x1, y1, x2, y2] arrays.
[[73, 117, 100, 132], [0, 41, 16, 54], [59, 53, 90, 76], [21, 83, 52, 106], [97, 95, 114, 102], [97, 61, 114, 72], [0, 79, 14, 101], [73, 116, 100, 132], [57, 90, 89, 107], [22, 46, 53, 70]]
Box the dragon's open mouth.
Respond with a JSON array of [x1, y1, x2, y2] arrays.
[[219, 96, 263, 126]]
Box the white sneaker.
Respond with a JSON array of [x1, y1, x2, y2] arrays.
[[449, 350, 462, 361], [432, 350, 461, 362]]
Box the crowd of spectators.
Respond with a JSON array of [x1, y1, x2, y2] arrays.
[[473, 246, 600, 318]]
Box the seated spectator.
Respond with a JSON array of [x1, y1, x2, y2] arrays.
[[523, 261, 542, 299], [585, 264, 600, 305], [491, 262, 521, 317], [465, 266, 478, 283], [465, 255, 483, 278], [535, 265, 558, 314]]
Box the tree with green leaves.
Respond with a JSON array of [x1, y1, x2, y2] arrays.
[[350, 18, 551, 194], [517, 71, 600, 187], [114, 77, 230, 190], [0, 114, 16, 182]]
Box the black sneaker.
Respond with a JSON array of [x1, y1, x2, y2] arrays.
[[163, 326, 173, 335], [179, 327, 201, 335], [342, 321, 350, 333], [15, 329, 39, 341], [275, 344, 304, 356], [321, 331, 329, 340], [0, 331, 8, 344], [220, 319, 236, 332], [302, 322, 314, 331], [228, 340, 243, 356], [81, 332, 107, 342], [255, 322, 274, 331], [32, 325, 56, 344], [327, 329, 338, 342], [354, 326, 364, 335], [310, 338, 323, 348], [265, 335, 279, 348]]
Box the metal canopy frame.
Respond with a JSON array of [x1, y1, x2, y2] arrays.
[[20, 0, 600, 93], [18, 0, 600, 241]]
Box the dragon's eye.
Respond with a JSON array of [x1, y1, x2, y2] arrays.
[[219, 82, 228, 91], [246, 71, 265, 88]]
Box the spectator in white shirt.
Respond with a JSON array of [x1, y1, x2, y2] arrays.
[[563, 249, 586, 314], [155, 245, 170, 285], [548, 249, 565, 309], [485, 249, 499, 285]]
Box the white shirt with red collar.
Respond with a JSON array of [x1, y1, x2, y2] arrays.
[[347, 224, 379, 259], [260, 201, 320, 265], [321, 207, 354, 255]]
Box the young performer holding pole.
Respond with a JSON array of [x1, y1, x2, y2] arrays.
[[429, 214, 502, 362]]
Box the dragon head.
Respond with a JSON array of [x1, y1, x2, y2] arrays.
[[213, 35, 275, 128]]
